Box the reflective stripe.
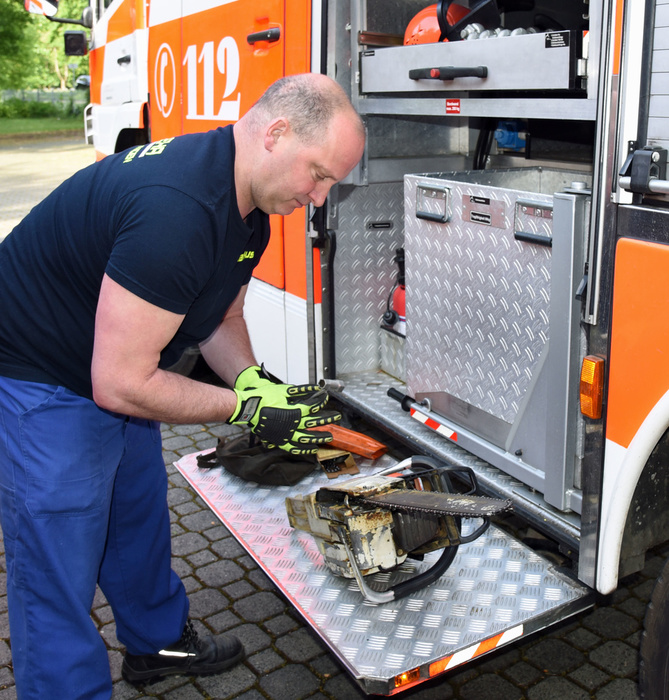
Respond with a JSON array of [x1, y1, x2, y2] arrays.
[[429, 625, 523, 676], [410, 408, 458, 442]]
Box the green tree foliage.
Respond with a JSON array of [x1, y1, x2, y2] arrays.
[[0, 0, 39, 89], [0, 0, 89, 89], [30, 0, 90, 88]]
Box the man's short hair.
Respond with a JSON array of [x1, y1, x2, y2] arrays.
[[251, 74, 361, 143]]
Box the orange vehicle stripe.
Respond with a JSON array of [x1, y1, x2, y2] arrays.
[[284, 0, 311, 76], [253, 214, 285, 289], [612, 0, 625, 76], [607, 238, 669, 448], [88, 45, 104, 104], [281, 0, 315, 301], [283, 209, 306, 297], [107, 0, 145, 43], [134, 0, 146, 29]]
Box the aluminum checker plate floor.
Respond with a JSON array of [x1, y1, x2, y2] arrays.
[[175, 451, 592, 696]]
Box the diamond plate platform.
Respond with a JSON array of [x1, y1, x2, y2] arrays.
[[175, 450, 592, 696]]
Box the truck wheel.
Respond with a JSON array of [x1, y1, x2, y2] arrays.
[[115, 128, 148, 153], [639, 555, 669, 699]]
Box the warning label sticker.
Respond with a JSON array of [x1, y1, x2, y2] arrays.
[[470, 211, 492, 226], [446, 99, 461, 114], [462, 195, 506, 228], [545, 31, 570, 49]]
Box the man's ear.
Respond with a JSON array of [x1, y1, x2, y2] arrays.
[[264, 118, 289, 151]]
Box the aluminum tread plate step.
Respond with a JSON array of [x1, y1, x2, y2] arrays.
[[175, 450, 593, 696], [335, 370, 581, 548]]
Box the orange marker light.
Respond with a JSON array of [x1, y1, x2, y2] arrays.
[[394, 667, 420, 688], [580, 355, 605, 419]]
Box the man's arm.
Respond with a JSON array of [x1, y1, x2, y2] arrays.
[[199, 285, 257, 387], [91, 273, 239, 423]]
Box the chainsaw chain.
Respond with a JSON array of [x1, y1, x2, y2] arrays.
[[358, 491, 512, 518]]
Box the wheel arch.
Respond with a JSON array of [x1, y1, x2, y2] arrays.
[[619, 428, 669, 575], [114, 103, 150, 153], [597, 388, 669, 593]]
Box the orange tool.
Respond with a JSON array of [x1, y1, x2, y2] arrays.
[[310, 424, 387, 460]]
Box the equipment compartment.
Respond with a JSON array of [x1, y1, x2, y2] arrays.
[[362, 30, 583, 95], [403, 168, 591, 512], [351, 0, 599, 121]]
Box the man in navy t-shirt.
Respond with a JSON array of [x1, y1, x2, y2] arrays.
[[0, 73, 365, 698]]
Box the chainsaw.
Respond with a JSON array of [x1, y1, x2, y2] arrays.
[[285, 456, 512, 603]]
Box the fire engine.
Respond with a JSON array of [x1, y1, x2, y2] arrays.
[[24, 0, 669, 696]]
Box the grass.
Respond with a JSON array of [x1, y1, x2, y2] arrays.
[[0, 116, 83, 136]]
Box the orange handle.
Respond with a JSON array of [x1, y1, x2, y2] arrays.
[[310, 424, 387, 460]]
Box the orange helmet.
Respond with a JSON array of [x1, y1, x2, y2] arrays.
[[403, 3, 470, 45]]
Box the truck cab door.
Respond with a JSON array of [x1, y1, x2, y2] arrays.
[[92, 0, 148, 108], [148, 0, 285, 139]]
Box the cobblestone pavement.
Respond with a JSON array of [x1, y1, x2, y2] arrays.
[[0, 135, 657, 699]]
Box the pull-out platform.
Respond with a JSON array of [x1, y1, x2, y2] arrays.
[[175, 450, 592, 695]]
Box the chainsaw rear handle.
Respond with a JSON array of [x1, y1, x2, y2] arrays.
[[391, 544, 459, 600], [335, 522, 460, 604]]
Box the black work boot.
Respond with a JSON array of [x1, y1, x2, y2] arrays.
[[121, 620, 244, 684]]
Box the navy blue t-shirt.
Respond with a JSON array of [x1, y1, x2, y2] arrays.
[[0, 126, 270, 399]]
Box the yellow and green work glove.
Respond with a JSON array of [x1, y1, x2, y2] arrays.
[[228, 365, 340, 455]]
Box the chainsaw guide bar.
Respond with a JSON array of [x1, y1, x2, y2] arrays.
[[359, 489, 513, 518]]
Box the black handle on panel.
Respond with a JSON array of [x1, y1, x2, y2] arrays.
[[247, 27, 281, 45], [514, 231, 553, 247], [387, 387, 414, 412], [117, 55, 131, 65], [416, 211, 448, 224], [409, 66, 488, 81]]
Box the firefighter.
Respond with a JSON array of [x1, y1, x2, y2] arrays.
[[0, 73, 365, 699]]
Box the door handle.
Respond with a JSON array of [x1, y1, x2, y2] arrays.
[[247, 27, 281, 45], [117, 55, 131, 65], [409, 66, 488, 81]]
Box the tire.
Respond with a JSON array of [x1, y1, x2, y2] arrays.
[[639, 555, 669, 699], [115, 127, 149, 153]]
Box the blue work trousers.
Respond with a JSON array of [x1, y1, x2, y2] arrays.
[[0, 377, 189, 699]]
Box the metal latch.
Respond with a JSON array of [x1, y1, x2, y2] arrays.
[[618, 144, 668, 195]]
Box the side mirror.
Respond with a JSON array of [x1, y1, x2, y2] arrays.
[[64, 30, 88, 56], [24, 0, 59, 17], [81, 6, 93, 29]]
